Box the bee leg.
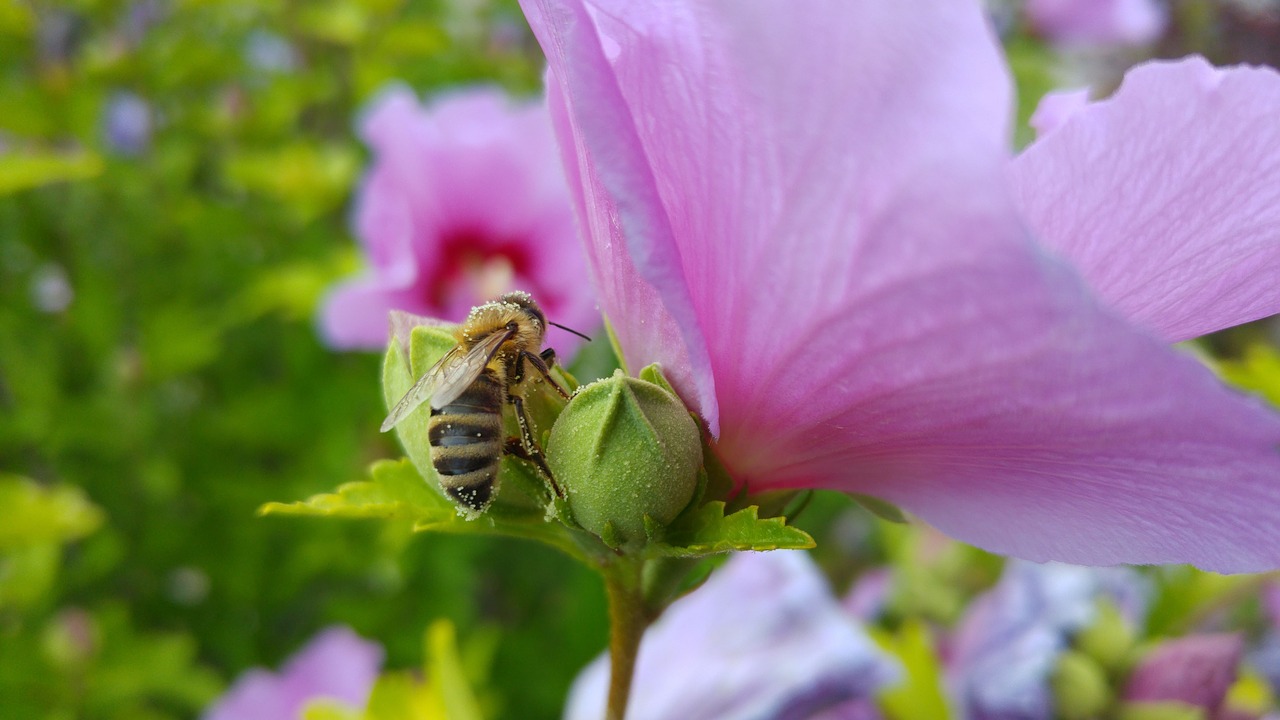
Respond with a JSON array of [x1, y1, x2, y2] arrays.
[[519, 350, 572, 400], [503, 438, 554, 480], [509, 395, 563, 498]]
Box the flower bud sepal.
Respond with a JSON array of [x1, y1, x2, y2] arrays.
[[547, 367, 703, 550]]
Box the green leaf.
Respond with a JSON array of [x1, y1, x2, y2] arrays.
[[871, 620, 949, 720], [1145, 565, 1251, 636], [85, 606, 223, 713], [259, 458, 452, 523], [363, 673, 440, 720], [297, 0, 370, 45], [0, 475, 103, 550], [426, 620, 484, 720], [0, 151, 104, 194], [221, 143, 357, 221], [651, 502, 814, 557], [1218, 343, 1280, 408], [0, 543, 59, 609], [357, 621, 488, 720], [302, 701, 362, 720], [0, 2, 35, 36], [259, 459, 590, 562]]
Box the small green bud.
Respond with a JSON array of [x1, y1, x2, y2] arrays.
[[1076, 599, 1136, 672], [547, 367, 701, 546], [1051, 649, 1112, 720]]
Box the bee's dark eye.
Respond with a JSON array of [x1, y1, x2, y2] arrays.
[[507, 322, 519, 332]]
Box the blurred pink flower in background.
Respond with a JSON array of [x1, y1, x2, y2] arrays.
[[1025, 0, 1167, 46], [1122, 634, 1244, 716], [320, 84, 597, 352], [202, 626, 382, 720], [564, 552, 897, 720], [520, 0, 1280, 571]]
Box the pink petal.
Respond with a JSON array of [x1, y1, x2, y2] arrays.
[[1025, 0, 1167, 46], [1123, 633, 1243, 710], [202, 671, 291, 720], [201, 627, 382, 720], [318, 277, 415, 349], [1010, 57, 1280, 342], [530, 0, 719, 431], [280, 627, 383, 709], [1029, 88, 1092, 139], [822, 297, 1280, 571], [526, 1, 1280, 571], [525, 0, 1016, 436]]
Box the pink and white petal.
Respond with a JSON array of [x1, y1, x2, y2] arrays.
[[201, 670, 291, 720], [319, 277, 419, 350], [737, 259, 1280, 571], [531, 2, 718, 430], [351, 169, 420, 284], [357, 86, 447, 243], [1010, 57, 1280, 342], [524, 0, 1018, 435], [1025, 0, 1167, 46], [1123, 633, 1243, 708], [1029, 87, 1092, 139], [526, 0, 1280, 570], [280, 627, 383, 707]]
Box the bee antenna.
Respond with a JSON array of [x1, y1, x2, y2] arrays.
[[549, 321, 592, 342]]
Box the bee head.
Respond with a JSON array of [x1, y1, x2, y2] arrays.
[[497, 290, 547, 332]]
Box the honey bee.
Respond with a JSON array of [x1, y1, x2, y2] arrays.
[[380, 291, 585, 514]]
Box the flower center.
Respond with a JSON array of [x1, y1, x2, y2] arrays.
[[429, 232, 533, 312]]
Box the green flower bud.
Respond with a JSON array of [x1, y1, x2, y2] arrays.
[[1075, 599, 1136, 672], [1051, 649, 1112, 720], [547, 367, 701, 546]]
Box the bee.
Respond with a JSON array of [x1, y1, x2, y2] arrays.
[[380, 291, 586, 514]]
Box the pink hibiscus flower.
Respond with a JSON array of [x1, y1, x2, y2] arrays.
[[202, 626, 382, 720], [1123, 634, 1245, 715], [319, 84, 597, 352], [1025, 0, 1167, 46], [519, 0, 1280, 571]]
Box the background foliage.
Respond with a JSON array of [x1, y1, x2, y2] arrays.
[[0, 1, 604, 717], [2, 1, 1279, 719]]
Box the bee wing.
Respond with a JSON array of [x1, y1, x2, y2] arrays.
[[378, 328, 513, 432], [379, 344, 467, 432], [426, 328, 514, 410]]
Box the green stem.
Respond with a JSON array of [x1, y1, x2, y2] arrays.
[[604, 562, 648, 720]]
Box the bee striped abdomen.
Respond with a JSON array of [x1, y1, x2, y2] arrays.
[[428, 370, 504, 512]]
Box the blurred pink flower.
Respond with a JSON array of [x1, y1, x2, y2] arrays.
[[1123, 634, 1244, 714], [520, 0, 1280, 571], [319, 84, 597, 352], [1025, 0, 1167, 46], [564, 552, 896, 720], [202, 626, 382, 720]]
